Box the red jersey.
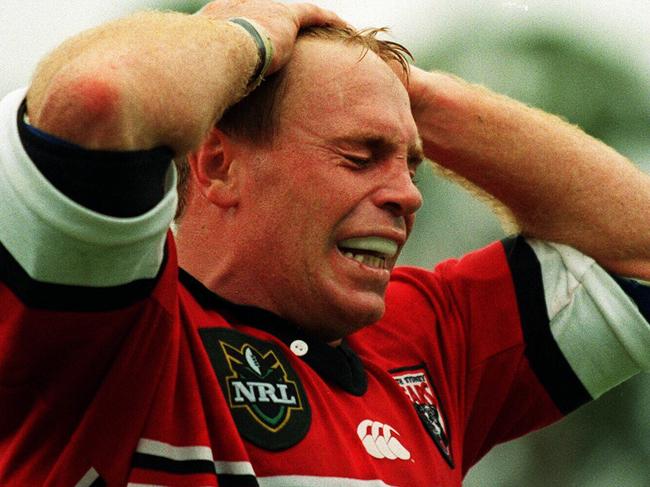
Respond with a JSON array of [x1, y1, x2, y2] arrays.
[[1, 87, 648, 486]]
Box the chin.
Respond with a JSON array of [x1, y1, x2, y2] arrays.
[[321, 295, 386, 340], [353, 302, 385, 327], [300, 275, 388, 340]]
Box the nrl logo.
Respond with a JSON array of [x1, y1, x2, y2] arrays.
[[222, 341, 302, 432], [199, 328, 311, 451]]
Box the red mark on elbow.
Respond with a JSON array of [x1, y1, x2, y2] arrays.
[[34, 74, 124, 147], [70, 76, 121, 123]]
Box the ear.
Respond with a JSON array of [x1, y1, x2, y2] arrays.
[[187, 127, 240, 208]]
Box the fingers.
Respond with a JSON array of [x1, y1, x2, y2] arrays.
[[287, 2, 348, 29], [196, 0, 349, 77]]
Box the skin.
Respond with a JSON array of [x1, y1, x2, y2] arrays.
[[27, 1, 344, 153], [406, 67, 650, 278], [26, 0, 650, 342], [177, 39, 424, 341]]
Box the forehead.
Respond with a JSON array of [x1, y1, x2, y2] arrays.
[[278, 39, 418, 143]]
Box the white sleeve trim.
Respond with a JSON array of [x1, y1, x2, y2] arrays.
[[0, 88, 177, 287], [528, 239, 650, 399]]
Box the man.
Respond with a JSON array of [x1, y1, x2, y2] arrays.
[[0, 1, 648, 485]]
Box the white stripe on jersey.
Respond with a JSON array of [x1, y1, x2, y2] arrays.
[[137, 438, 257, 476], [0, 88, 176, 287], [136, 438, 215, 462], [214, 460, 257, 476], [258, 476, 397, 487], [528, 239, 650, 398], [128, 478, 395, 487], [75, 467, 101, 487], [135, 439, 396, 485]]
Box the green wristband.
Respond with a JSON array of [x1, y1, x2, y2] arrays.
[[228, 17, 274, 89]]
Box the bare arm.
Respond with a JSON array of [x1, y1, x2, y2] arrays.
[[26, 0, 342, 154], [408, 67, 650, 279]]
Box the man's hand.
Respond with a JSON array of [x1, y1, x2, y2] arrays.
[[197, 0, 346, 75], [406, 64, 650, 279], [406, 66, 468, 134], [406, 65, 435, 122]]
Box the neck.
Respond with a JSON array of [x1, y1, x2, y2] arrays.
[[176, 196, 277, 312]]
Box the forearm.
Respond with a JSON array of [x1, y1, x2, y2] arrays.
[[27, 11, 258, 153], [410, 69, 650, 278]]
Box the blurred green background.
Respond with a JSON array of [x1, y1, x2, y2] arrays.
[[2, 1, 648, 485]]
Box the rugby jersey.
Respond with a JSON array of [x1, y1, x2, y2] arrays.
[[1, 87, 649, 486]]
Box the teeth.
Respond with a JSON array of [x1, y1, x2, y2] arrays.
[[342, 251, 386, 269], [337, 237, 398, 258]]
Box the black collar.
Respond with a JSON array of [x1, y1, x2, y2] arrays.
[[179, 269, 368, 396]]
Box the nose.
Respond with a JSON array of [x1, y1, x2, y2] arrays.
[[374, 165, 423, 218]]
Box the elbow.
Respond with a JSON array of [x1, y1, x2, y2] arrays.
[[27, 71, 126, 149]]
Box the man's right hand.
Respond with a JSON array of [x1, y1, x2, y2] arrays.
[[197, 0, 346, 75]]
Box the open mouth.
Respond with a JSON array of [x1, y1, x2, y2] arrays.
[[337, 237, 399, 270]]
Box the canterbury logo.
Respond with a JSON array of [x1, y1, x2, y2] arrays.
[[357, 420, 411, 460]]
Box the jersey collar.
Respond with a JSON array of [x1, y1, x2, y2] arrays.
[[179, 268, 368, 396]]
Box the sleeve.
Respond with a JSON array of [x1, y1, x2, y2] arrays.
[[608, 275, 650, 323], [0, 89, 182, 485], [508, 237, 650, 401], [429, 236, 650, 471], [0, 87, 177, 292]]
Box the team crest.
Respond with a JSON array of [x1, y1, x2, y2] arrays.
[[390, 364, 454, 468], [200, 328, 311, 450]]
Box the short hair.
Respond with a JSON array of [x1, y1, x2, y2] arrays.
[[175, 25, 412, 220]]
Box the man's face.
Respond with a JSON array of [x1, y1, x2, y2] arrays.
[[232, 39, 423, 340]]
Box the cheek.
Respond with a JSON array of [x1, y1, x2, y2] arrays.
[[285, 174, 352, 221], [251, 157, 370, 239]]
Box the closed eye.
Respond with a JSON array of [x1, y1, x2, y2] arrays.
[[344, 154, 372, 167], [344, 153, 421, 185]]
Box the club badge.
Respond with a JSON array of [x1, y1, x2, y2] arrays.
[[200, 328, 311, 450], [390, 364, 454, 468]]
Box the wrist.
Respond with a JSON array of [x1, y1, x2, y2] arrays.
[[228, 17, 274, 90]]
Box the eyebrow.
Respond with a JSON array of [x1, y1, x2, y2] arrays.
[[334, 133, 425, 169]]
